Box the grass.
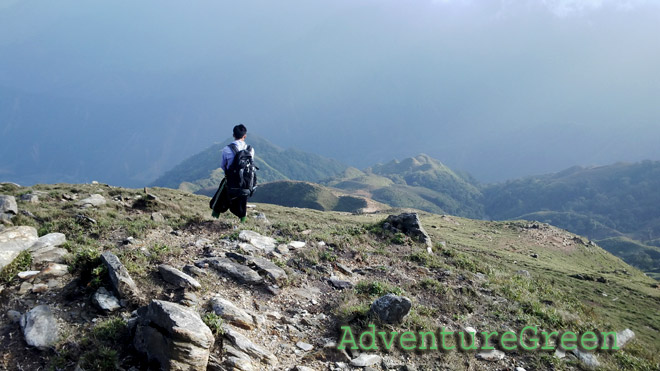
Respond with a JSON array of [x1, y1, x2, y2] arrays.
[[0, 251, 32, 284], [203, 312, 224, 337]]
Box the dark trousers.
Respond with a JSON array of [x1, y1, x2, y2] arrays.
[[229, 194, 248, 218]]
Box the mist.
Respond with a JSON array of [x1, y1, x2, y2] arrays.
[[1, 0, 659, 186]]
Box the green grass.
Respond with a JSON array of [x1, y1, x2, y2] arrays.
[[0, 251, 32, 284]]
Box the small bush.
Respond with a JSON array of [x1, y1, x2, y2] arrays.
[[203, 312, 224, 337], [0, 251, 32, 283], [355, 280, 403, 297]]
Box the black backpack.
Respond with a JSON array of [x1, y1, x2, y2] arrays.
[[226, 143, 258, 197]]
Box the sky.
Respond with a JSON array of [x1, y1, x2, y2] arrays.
[[1, 0, 659, 186]]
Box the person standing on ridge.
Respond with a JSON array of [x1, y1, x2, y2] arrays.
[[210, 124, 258, 222]]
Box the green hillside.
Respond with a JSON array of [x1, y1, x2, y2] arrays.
[[483, 161, 660, 278], [249, 180, 372, 213], [326, 155, 485, 219], [150, 135, 348, 192]]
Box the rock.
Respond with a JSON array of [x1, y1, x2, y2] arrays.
[[222, 325, 278, 366], [383, 213, 432, 250], [183, 264, 206, 277], [77, 194, 106, 208], [18, 270, 40, 280], [62, 193, 77, 201], [93, 287, 121, 313], [38, 233, 67, 247], [249, 256, 287, 282], [476, 349, 505, 361], [515, 368, 527, 371], [40, 263, 69, 278], [328, 277, 353, 290], [336, 263, 353, 276], [133, 300, 214, 371], [7, 310, 22, 323], [295, 366, 316, 371], [32, 283, 49, 293], [18, 281, 33, 294], [180, 291, 199, 307], [158, 264, 201, 290], [616, 328, 635, 348], [571, 349, 600, 369], [296, 341, 314, 351], [350, 354, 381, 367], [530, 253, 539, 259], [288, 241, 306, 249], [0, 195, 18, 215], [200, 258, 263, 284], [151, 212, 165, 223], [210, 296, 255, 330], [239, 230, 276, 252], [101, 252, 142, 302], [254, 213, 269, 222], [20, 194, 39, 203], [20, 305, 58, 348], [370, 294, 412, 324], [274, 244, 290, 255], [0, 226, 39, 272], [516, 270, 530, 277], [32, 247, 68, 265]]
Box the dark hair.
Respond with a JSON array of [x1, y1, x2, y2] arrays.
[[233, 124, 247, 139]]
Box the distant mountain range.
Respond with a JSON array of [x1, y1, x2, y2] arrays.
[[153, 136, 660, 279]]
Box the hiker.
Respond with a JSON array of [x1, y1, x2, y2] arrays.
[[210, 124, 257, 222]]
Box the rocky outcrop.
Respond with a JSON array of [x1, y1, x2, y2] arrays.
[[223, 325, 278, 366], [101, 252, 142, 303], [20, 305, 58, 349], [370, 294, 412, 324], [0, 226, 38, 272], [134, 300, 214, 371], [383, 213, 432, 252]]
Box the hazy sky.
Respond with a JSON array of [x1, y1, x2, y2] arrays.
[[1, 0, 659, 185]]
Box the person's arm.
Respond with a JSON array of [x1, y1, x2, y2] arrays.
[[221, 147, 229, 172]]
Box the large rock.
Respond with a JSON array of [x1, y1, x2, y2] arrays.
[[77, 194, 106, 208], [383, 213, 432, 251], [0, 195, 18, 215], [19, 194, 39, 203], [0, 226, 38, 273], [223, 326, 278, 366], [101, 252, 142, 302], [199, 258, 263, 284], [370, 294, 412, 324], [239, 230, 277, 252], [158, 264, 201, 290], [134, 300, 214, 371], [20, 305, 58, 349], [210, 296, 255, 330], [350, 354, 381, 367]]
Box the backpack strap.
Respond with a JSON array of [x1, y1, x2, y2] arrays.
[[229, 143, 239, 155]]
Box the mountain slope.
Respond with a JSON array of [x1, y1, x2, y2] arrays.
[[0, 182, 658, 370], [151, 135, 348, 193]]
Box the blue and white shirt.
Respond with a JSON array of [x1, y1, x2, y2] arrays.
[[221, 140, 255, 173]]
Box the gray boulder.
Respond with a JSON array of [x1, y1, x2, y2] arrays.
[[370, 294, 412, 324], [0, 226, 38, 272], [77, 194, 106, 208], [0, 195, 18, 215], [20, 305, 58, 349], [210, 296, 255, 330], [383, 213, 432, 251], [239, 230, 276, 252], [93, 287, 121, 313], [101, 252, 142, 303], [134, 300, 214, 371], [350, 354, 381, 367], [158, 264, 201, 290], [249, 256, 287, 282]]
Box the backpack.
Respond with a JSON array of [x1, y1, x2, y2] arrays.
[[226, 143, 258, 197]]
